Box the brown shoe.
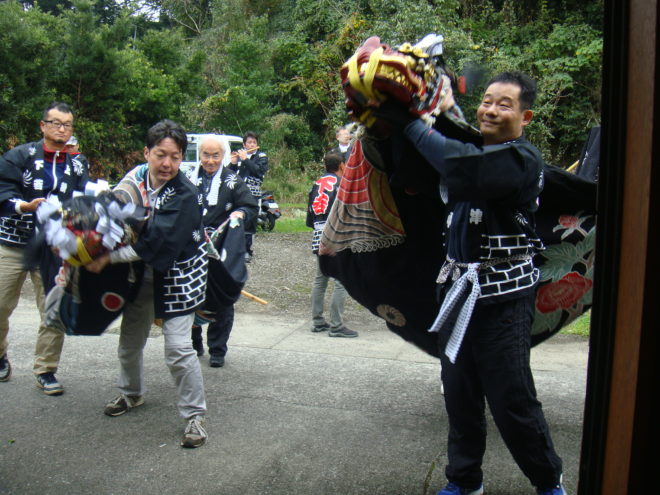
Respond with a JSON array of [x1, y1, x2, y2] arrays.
[[104, 394, 144, 416], [181, 416, 207, 448]]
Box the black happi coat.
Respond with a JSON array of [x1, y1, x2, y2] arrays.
[[306, 172, 341, 254], [186, 164, 257, 308], [228, 150, 268, 234], [404, 119, 544, 302], [0, 140, 88, 247], [126, 165, 208, 318], [186, 165, 258, 229], [228, 150, 269, 186]]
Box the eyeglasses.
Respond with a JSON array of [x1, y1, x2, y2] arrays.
[[201, 152, 223, 160], [43, 120, 73, 130]]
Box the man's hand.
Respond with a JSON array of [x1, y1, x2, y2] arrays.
[[229, 211, 245, 220], [439, 77, 456, 113], [84, 253, 110, 274], [371, 100, 415, 129], [18, 198, 46, 213]]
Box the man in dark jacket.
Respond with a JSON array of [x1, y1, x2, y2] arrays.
[[85, 120, 209, 448], [0, 102, 88, 393], [229, 131, 268, 261], [376, 72, 566, 495], [306, 152, 357, 338], [186, 134, 258, 367]]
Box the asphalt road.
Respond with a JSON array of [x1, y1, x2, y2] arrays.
[[0, 280, 588, 495]]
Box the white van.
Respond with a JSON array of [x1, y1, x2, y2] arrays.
[[181, 133, 244, 173]]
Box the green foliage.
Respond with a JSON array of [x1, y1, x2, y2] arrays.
[[259, 112, 320, 203], [0, 0, 207, 179], [0, 2, 58, 146], [1, 0, 603, 186], [191, 16, 277, 135]]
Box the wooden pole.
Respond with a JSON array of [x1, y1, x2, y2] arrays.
[[241, 289, 268, 305]]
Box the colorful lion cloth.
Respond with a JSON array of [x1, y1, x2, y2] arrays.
[[36, 189, 147, 336], [319, 35, 597, 358]]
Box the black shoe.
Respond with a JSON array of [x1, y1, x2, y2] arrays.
[[209, 355, 225, 368], [192, 340, 204, 357], [0, 354, 11, 382], [328, 326, 359, 338], [311, 323, 330, 333]]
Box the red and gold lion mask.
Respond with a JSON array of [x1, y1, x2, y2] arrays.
[[340, 35, 451, 128]]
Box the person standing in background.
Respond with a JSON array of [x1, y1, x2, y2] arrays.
[[306, 152, 358, 338], [329, 126, 352, 162], [229, 131, 268, 263]]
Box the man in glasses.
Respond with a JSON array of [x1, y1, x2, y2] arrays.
[[0, 102, 88, 394]]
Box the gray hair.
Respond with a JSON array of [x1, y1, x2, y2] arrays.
[[197, 134, 232, 167], [197, 134, 227, 155]]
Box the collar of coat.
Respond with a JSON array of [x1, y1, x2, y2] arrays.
[[187, 163, 223, 206]]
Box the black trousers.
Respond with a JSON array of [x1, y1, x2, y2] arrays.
[[192, 304, 234, 357], [245, 233, 254, 256], [438, 293, 563, 489]]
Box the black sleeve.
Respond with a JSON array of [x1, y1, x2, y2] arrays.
[[242, 152, 269, 180], [404, 119, 543, 205], [233, 178, 259, 223], [0, 146, 27, 207]]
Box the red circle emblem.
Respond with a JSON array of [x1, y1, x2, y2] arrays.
[[101, 292, 125, 312]]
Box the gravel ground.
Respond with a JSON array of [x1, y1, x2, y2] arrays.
[[236, 231, 381, 329], [19, 230, 382, 335]]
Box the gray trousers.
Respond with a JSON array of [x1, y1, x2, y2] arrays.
[[116, 272, 206, 419], [311, 256, 347, 330]]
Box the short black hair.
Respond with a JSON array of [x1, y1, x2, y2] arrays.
[[43, 102, 74, 120], [324, 152, 343, 173], [486, 71, 537, 110], [243, 131, 258, 145], [145, 119, 187, 154]]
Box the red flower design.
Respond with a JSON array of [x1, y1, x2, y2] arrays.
[[558, 215, 579, 229], [536, 272, 593, 313]]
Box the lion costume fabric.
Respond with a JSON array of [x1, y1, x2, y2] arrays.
[[319, 35, 597, 358], [36, 189, 146, 336]]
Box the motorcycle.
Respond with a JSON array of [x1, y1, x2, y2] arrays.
[[256, 191, 281, 232]]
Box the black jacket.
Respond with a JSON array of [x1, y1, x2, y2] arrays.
[[404, 119, 544, 300], [306, 172, 341, 254], [186, 165, 258, 229], [121, 165, 208, 318], [0, 140, 89, 247]]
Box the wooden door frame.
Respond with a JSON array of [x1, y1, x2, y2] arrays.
[[579, 1, 657, 493]]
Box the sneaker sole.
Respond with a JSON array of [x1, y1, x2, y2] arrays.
[[36, 384, 64, 396], [104, 408, 129, 417], [311, 327, 329, 333], [35, 380, 64, 395], [328, 332, 358, 338], [181, 437, 207, 448]]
